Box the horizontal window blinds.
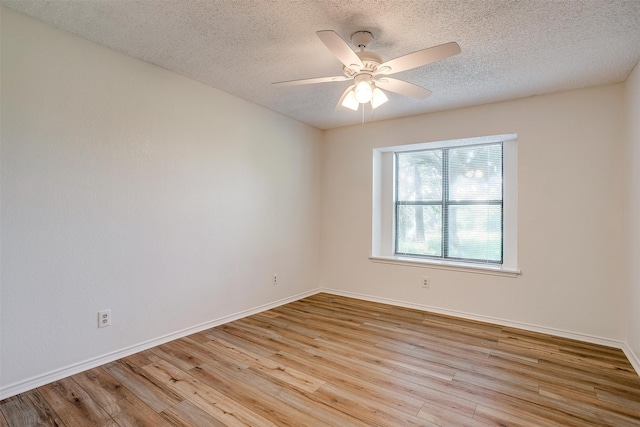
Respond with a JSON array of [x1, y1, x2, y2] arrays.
[[395, 142, 503, 264]]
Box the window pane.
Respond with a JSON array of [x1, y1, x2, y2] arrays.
[[448, 144, 502, 201], [447, 205, 502, 262], [396, 205, 442, 256], [397, 151, 442, 201]]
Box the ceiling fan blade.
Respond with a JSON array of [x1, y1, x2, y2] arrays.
[[374, 78, 432, 99], [317, 30, 364, 69], [272, 75, 350, 86], [377, 42, 461, 75], [335, 85, 356, 111]]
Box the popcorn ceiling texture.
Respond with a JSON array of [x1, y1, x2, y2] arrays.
[[3, 0, 639, 129]]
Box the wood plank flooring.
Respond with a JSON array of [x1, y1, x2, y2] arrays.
[[2, 293, 640, 426]]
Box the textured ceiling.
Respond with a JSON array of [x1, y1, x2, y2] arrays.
[[3, 0, 640, 129]]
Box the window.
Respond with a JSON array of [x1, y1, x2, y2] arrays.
[[395, 143, 503, 264], [371, 134, 518, 276]]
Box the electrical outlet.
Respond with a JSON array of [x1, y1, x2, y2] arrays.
[[272, 273, 278, 286], [98, 309, 111, 328], [421, 277, 430, 288]]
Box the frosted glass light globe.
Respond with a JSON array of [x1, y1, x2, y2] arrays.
[[354, 81, 373, 104]]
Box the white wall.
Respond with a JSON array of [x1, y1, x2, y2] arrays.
[[0, 8, 322, 393], [321, 84, 626, 341], [624, 61, 640, 363]]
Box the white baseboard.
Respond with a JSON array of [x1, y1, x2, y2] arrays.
[[3, 286, 638, 400], [621, 342, 640, 376], [319, 288, 640, 376], [0, 288, 321, 400]]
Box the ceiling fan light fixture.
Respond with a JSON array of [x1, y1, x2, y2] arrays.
[[354, 80, 373, 104], [341, 90, 359, 110], [371, 87, 388, 109]]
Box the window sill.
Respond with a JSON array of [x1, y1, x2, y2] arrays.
[[369, 256, 521, 278]]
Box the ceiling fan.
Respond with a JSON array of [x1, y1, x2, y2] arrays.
[[273, 30, 461, 112]]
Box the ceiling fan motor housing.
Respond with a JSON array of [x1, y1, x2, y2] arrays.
[[342, 31, 381, 78], [343, 50, 382, 77]]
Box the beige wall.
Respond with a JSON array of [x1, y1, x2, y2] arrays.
[[321, 84, 626, 342], [1, 8, 322, 393], [624, 61, 640, 364]]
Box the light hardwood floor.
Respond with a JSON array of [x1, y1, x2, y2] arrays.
[[2, 293, 640, 426]]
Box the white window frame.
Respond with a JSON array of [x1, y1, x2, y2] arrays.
[[371, 134, 520, 277]]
